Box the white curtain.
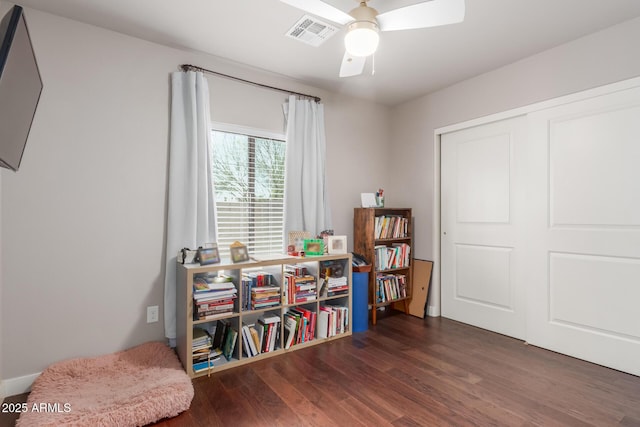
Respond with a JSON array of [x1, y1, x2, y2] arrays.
[[283, 95, 332, 239], [164, 71, 217, 342]]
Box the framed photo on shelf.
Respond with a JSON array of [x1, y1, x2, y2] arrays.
[[178, 248, 198, 264], [288, 231, 311, 252], [360, 193, 377, 208], [197, 244, 220, 265], [229, 241, 250, 263], [303, 239, 324, 256], [327, 235, 347, 254]]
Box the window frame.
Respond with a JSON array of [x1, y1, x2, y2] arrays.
[[210, 122, 286, 258]]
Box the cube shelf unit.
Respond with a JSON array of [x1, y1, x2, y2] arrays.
[[353, 207, 413, 325], [176, 253, 352, 378]]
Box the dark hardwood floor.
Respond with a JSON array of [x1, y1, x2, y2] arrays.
[[3, 314, 640, 426]]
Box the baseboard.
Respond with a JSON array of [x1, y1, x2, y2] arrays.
[[426, 304, 440, 317], [2, 372, 39, 397]]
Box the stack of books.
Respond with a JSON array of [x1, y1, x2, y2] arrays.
[[374, 243, 411, 270], [326, 276, 348, 297], [374, 215, 409, 239], [318, 260, 347, 298], [375, 273, 407, 303], [209, 319, 238, 364], [241, 322, 260, 358], [241, 314, 281, 357], [283, 265, 317, 304], [250, 285, 280, 310], [192, 327, 221, 373], [317, 305, 349, 338], [241, 271, 278, 311], [257, 314, 281, 353], [193, 274, 237, 320], [283, 307, 316, 348]]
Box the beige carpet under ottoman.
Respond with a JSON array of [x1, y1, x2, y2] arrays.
[[16, 341, 193, 427]]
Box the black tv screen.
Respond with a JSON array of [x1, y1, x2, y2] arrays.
[[0, 5, 42, 172]]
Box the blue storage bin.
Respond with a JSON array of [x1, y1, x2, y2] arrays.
[[352, 271, 369, 332]]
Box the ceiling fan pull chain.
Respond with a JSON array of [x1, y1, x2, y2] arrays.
[[372, 53, 376, 76]]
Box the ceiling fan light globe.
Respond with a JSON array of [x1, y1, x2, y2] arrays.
[[344, 26, 379, 57]]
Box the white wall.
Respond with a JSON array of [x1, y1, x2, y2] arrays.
[[0, 3, 390, 386], [389, 16, 640, 314]]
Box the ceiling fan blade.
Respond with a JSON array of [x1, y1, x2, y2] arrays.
[[377, 0, 465, 32], [280, 0, 354, 26], [339, 52, 366, 78]]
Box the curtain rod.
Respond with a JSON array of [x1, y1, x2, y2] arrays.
[[180, 64, 321, 103]]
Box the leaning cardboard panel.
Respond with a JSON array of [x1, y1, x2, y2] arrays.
[[408, 259, 433, 318]]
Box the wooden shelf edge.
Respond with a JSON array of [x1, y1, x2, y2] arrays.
[[374, 237, 412, 243], [373, 296, 410, 307], [375, 267, 411, 274], [188, 331, 352, 378]]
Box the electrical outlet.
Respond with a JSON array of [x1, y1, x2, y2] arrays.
[[147, 305, 159, 323]]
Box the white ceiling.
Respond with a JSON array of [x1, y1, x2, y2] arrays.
[[16, 0, 640, 106]]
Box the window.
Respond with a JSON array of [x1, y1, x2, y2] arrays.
[[210, 125, 285, 258]]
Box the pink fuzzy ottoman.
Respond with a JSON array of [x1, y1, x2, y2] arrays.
[[16, 341, 193, 427]]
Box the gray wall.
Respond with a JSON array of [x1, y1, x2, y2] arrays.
[[0, 4, 390, 383], [389, 16, 640, 313]]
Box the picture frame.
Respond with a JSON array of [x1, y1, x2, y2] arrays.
[[303, 239, 324, 256], [197, 244, 220, 265], [288, 231, 311, 251], [229, 241, 250, 263], [360, 193, 377, 208], [178, 248, 198, 264], [327, 235, 347, 254]]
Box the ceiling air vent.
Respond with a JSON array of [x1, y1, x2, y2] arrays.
[[285, 15, 339, 47]]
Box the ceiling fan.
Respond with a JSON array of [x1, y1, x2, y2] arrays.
[[281, 0, 465, 77]]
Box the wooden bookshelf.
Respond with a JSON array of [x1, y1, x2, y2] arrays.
[[354, 207, 413, 325], [176, 253, 352, 378]]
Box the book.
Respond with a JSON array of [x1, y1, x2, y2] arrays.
[[193, 359, 217, 373], [211, 320, 227, 352], [270, 324, 278, 352], [262, 322, 273, 353], [193, 347, 222, 363], [241, 325, 254, 357], [257, 321, 266, 352], [204, 273, 234, 283], [193, 327, 211, 343], [197, 304, 234, 315], [283, 316, 297, 349], [222, 327, 238, 361], [193, 278, 236, 292], [196, 312, 235, 321], [193, 289, 237, 300], [317, 309, 329, 339], [259, 313, 281, 324], [249, 325, 261, 355], [295, 283, 316, 291], [242, 324, 258, 357]]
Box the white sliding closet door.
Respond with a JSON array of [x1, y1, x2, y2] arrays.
[[441, 83, 640, 376], [441, 116, 527, 339], [525, 87, 640, 376]]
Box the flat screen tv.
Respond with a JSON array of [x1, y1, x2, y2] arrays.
[[0, 5, 42, 172]]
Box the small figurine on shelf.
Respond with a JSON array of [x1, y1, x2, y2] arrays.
[[376, 188, 384, 207]]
